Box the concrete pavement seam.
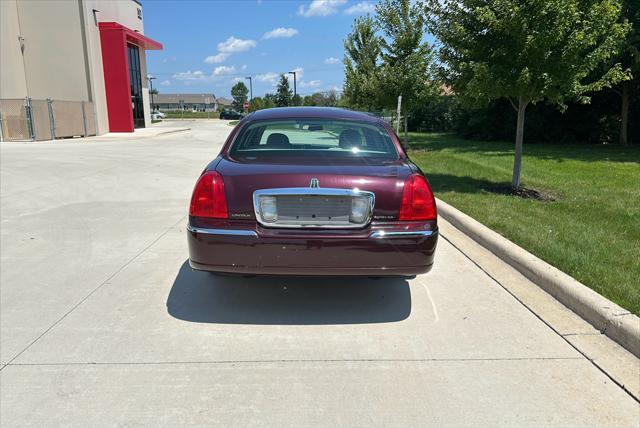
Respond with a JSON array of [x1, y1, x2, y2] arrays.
[[153, 128, 191, 137], [0, 215, 187, 370], [439, 233, 640, 403], [5, 357, 585, 367]]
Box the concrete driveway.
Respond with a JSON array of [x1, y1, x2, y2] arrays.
[[1, 120, 638, 426]]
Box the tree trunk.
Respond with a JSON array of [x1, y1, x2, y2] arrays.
[[512, 97, 528, 189], [620, 81, 630, 146]]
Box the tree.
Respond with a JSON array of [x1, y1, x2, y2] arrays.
[[325, 90, 340, 106], [377, 0, 434, 145], [249, 96, 264, 112], [343, 15, 383, 110], [263, 93, 277, 109], [309, 90, 340, 106], [342, 1, 434, 144], [231, 81, 249, 111], [275, 74, 293, 107], [427, 0, 630, 188], [303, 95, 315, 106]]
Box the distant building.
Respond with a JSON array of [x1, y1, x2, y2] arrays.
[[1, 0, 163, 140], [153, 93, 229, 112], [153, 94, 234, 112], [217, 98, 234, 109]]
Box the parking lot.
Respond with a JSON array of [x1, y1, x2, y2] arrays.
[[1, 120, 638, 426]]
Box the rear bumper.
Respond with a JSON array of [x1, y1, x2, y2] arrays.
[[187, 218, 438, 276]]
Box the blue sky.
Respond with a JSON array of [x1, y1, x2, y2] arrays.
[[143, 0, 380, 98]]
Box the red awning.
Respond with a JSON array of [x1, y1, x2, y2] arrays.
[[98, 22, 163, 50]]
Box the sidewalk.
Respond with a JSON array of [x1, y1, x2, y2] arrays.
[[1, 124, 190, 144], [98, 126, 191, 140]]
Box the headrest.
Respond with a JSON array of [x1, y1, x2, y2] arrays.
[[339, 129, 362, 149], [265, 133, 291, 147]]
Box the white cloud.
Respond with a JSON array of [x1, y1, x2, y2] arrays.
[[344, 1, 375, 15], [172, 69, 235, 84], [298, 0, 346, 17], [204, 53, 229, 64], [230, 77, 244, 84], [255, 72, 280, 85], [263, 27, 299, 39], [300, 79, 322, 88], [213, 65, 236, 76], [290, 67, 304, 77], [160, 80, 171, 86], [172, 70, 212, 82], [287, 68, 320, 89], [204, 36, 257, 64], [324, 57, 340, 64], [284, 67, 304, 86], [241, 64, 247, 71], [217, 36, 257, 53]]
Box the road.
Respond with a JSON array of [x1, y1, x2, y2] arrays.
[[1, 120, 638, 426]]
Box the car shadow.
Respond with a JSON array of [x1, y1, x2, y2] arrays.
[[166, 261, 412, 325]]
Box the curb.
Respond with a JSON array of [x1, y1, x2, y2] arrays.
[[436, 198, 640, 357]]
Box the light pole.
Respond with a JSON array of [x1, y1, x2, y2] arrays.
[[288, 71, 297, 105], [147, 76, 156, 112], [245, 76, 253, 101]]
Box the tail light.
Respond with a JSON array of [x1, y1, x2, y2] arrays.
[[399, 174, 437, 221], [189, 171, 228, 218]]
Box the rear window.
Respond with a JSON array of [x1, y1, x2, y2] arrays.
[[230, 119, 398, 159]]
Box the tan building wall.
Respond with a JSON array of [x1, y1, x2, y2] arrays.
[[16, 0, 90, 101], [1, 0, 154, 136], [88, 0, 144, 33], [0, 0, 28, 99]]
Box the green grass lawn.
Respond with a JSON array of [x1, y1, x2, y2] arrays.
[[163, 110, 220, 119], [409, 133, 639, 314]]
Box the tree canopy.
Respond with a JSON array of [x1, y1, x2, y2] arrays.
[[275, 74, 293, 107], [426, 0, 630, 187], [376, 0, 434, 110], [230, 81, 249, 111], [263, 93, 277, 109], [342, 0, 434, 113], [427, 0, 629, 108], [343, 15, 382, 110]]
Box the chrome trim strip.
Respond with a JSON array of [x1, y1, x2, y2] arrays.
[[187, 224, 258, 237], [369, 230, 435, 239], [253, 187, 375, 229]]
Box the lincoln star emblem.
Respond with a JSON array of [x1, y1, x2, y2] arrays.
[[309, 178, 320, 188]]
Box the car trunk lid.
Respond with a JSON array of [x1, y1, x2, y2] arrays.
[[215, 157, 412, 222]]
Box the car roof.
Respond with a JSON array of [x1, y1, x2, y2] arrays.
[[247, 107, 383, 123]]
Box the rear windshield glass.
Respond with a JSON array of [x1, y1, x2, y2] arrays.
[[230, 119, 398, 159]]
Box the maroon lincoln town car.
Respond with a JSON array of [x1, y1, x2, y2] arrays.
[[187, 107, 438, 276]]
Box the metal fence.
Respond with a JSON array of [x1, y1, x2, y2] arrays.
[[0, 98, 96, 142]]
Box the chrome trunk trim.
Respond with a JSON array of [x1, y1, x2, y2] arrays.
[[369, 230, 435, 239], [187, 224, 258, 237]]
